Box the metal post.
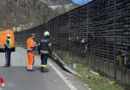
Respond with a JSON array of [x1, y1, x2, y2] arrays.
[[69, 12, 71, 52], [114, 0, 117, 80], [86, 0, 89, 64], [57, 19, 59, 49]]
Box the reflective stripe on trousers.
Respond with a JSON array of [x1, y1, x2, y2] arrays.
[[40, 50, 49, 54], [41, 65, 46, 67], [41, 55, 49, 68]]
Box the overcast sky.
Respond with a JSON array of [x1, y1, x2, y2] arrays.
[[72, 0, 93, 5]]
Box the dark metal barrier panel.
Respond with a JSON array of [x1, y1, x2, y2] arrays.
[[87, 0, 115, 61], [15, 0, 130, 62], [15, 24, 47, 43]]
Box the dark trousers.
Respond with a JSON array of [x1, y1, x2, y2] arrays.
[[41, 55, 49, 66], [5, 49, 11, 66]]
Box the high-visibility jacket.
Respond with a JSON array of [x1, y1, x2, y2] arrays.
[[6, 39, 12, 49], [27, 38, 35, 52]]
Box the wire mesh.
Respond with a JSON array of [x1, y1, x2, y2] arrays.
[[14, 0, 130, 62]]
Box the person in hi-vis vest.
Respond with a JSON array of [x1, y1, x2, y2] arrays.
[[26, 33, 36, 71], [5, 34, 12, 67]]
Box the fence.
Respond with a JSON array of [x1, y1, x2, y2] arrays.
[[15, 0, 130, 81]]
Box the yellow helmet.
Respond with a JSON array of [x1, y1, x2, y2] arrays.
[[44, 31, 50, 36]]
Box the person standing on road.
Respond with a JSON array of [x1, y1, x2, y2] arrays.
[[26, 33, 36, 71], [38, 31, 52, 72], [5, 34, 12, 67]]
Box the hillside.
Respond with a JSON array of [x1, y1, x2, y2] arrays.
[[40, 0, 73, 5], [0, 0, 78, 30]]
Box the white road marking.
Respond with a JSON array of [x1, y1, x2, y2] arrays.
[[48, 62, 77, 90]]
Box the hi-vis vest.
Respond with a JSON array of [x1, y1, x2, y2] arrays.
[[27, 38, 34, 52], [6, 39, 12, 48]]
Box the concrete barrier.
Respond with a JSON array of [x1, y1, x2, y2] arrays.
[[55, 50, 130, 85], [108, 62, 115, 78]]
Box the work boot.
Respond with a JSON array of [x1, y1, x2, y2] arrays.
[[26, 68, 34, 72], [41, 67, 45, 72], [3, 66, 8, 68], [44, 68, 48, 72], [41, 67, 48, 73], [3, 65, 10, 67]]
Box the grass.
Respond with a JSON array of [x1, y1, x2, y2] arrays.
[[63, 59, 125, 90]]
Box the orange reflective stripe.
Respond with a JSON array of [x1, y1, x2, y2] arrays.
[[27, 48, 33, 50], [26, 65, 32, 67], [28, 48, 32, 49], [27, 66, 33, 69]]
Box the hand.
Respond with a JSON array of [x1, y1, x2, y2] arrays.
[[34, 42, 38, 47], [34, 42, 37, 46]]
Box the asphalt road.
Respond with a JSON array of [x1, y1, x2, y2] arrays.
[[0, 47, 89, 90]]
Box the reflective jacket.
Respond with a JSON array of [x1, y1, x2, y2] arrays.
[[6, 39, 12, 49], [27, 38, 35, 52], [39, 36, 52, 55]]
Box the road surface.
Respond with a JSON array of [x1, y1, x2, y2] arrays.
[[0, 47, 89, 90]]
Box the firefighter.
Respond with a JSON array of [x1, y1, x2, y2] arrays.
[[5, 34, 12, 67], [26, 33, 36, 71], [38, 31, 52, 72]]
